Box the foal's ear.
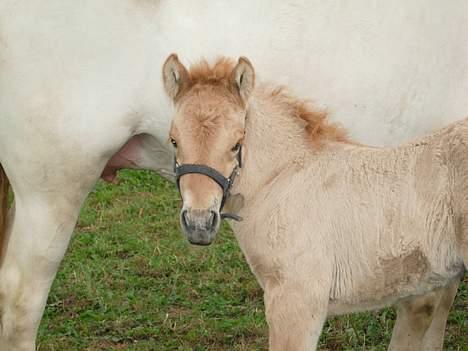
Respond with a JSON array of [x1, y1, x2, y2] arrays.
[[231, 57, 255, 102], [162, 54, 190, 100]]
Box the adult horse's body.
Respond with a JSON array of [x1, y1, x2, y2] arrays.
[[0, 1, 466, 349]]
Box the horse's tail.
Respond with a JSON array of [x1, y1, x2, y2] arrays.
[[0, 163, 10, 260]]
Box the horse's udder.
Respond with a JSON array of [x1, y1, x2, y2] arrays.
[[100, 135, 143, 183]]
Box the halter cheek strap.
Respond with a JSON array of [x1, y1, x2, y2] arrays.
[[174, 145, 243, 221]]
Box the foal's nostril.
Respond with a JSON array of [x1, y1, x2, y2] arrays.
[[181, 209, 189, 229], [208, 210, 219, 229]]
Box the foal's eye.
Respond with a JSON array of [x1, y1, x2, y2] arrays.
[[231, 142, 241, 153], [170, 138, 177, 148]]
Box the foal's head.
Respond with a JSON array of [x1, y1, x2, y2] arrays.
[[163, 54, 255, 245]]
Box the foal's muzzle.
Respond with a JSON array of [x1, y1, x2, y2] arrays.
[[180, 207, 220, 245], [174, 146, 243, 246]]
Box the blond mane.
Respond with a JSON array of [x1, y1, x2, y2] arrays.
[[188, 57, 236, 85], [187, 58, 349, 145], [268, 87, 349, 144]]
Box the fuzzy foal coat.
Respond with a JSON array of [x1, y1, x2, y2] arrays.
[[166, 57, 466, 350], [230, 89, 467, 349]]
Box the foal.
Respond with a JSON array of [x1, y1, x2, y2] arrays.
[[162, 54, 465, 350]]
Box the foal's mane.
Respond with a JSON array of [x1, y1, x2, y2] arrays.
[[187, 58, 349, 144], [267, 87, 349, 144], [188, 57, 235, 85]]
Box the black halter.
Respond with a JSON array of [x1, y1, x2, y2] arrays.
[[174, 145, 243, 221]]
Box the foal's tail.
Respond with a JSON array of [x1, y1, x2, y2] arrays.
[[0, 163, 9, 260]]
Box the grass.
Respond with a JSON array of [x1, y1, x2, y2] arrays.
[[37, 170, 467, 350]]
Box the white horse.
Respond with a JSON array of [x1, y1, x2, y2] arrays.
[[0, 1, 466, 350]]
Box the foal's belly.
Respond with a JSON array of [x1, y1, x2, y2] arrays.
[[327, 262, 464, 316]]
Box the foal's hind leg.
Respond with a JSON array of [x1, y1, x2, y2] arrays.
[[389, 292, 439, 351], [0, 183, 93, 350], [421, 279, 459, 350], [388, 280, 459, 351]]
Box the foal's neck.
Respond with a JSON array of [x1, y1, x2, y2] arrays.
[[232, 88, 325, 203]]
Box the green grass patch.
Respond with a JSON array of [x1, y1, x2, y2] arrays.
[[38, 170, 467, 350]]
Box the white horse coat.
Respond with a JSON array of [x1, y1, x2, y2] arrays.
[[0, 1, 466, 350]]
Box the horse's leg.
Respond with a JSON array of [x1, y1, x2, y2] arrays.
[[389, 292, 438, 351], [0, 183, 93, 350], [388, 280, 458, 351], [421, 279, 459, 350], [264, 282, 328, 351]]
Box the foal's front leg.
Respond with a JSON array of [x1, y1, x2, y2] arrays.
[[264, 281, 328, 351]]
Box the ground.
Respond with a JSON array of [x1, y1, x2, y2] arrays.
[[37, 171, 467, 350]]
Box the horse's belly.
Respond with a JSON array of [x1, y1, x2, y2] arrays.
[[327, 259, 464, 316]]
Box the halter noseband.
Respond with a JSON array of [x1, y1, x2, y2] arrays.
[[174, 145, 243, 221]]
